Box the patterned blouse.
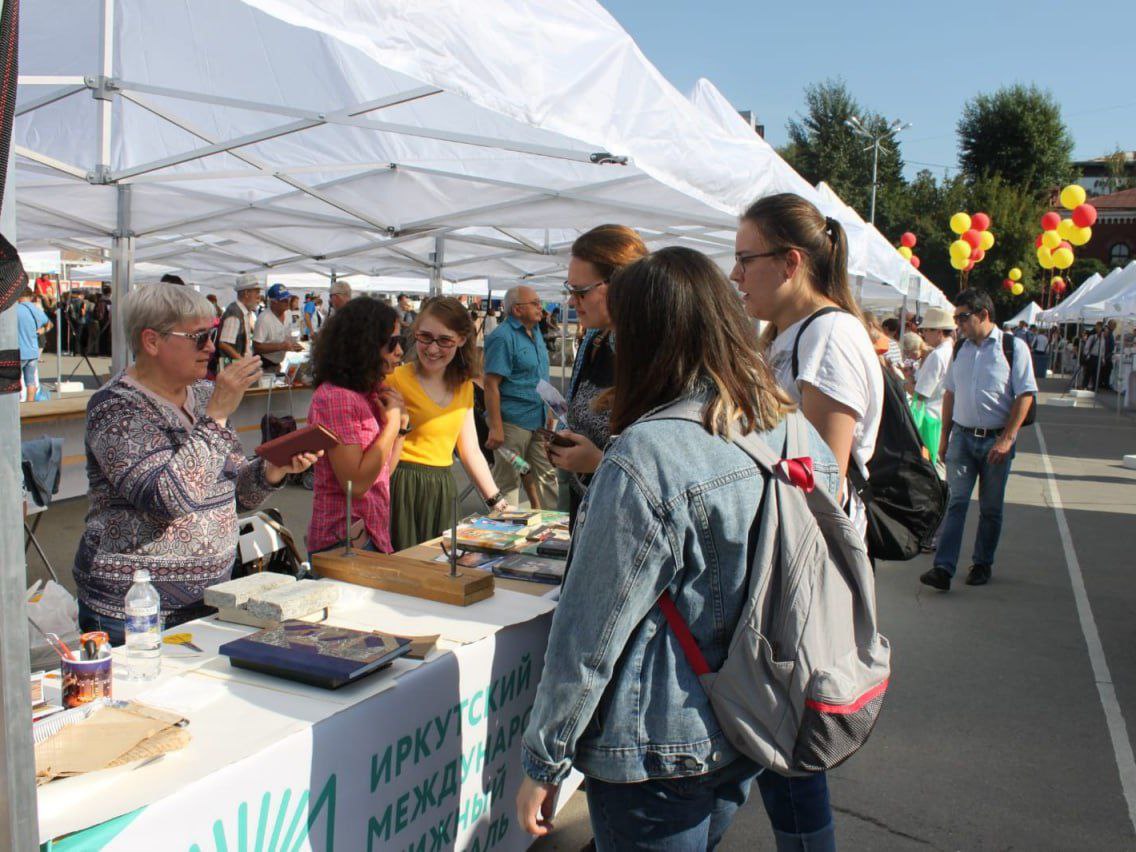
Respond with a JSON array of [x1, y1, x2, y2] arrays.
[[74, 373, 280, 623]]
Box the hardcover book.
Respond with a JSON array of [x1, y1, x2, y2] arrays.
[[218, 621, 412, 689], [487, 509, 542, 527], [453, 526, 524, 554], [492, 555, 566, 585], [254, 424, 341, 467]]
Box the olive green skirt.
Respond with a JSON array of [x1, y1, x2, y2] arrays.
[[389, 461, 457, 552]]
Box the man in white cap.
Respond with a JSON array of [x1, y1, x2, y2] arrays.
[[913, 306, 956, 424], [216, 273, 261, 366]]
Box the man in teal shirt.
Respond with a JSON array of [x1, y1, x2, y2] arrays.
[[483, 285, 557, 507], [17, 288, 52, 402]]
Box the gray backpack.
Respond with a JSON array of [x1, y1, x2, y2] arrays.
[[644, 403, 891, 776]]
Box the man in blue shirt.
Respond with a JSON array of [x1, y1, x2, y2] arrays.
[[483, 285, 557, 508], [17, 289, 53, 402], [921, 289, 1037, 591]]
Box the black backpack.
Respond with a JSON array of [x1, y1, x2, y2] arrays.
[[952, 334, 1036, 427], [792, 307, 947, 562]]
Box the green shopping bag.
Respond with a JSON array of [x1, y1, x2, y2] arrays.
[[909, 397, 942, 465]]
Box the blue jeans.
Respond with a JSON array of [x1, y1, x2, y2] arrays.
[[78, 600, 128, 646], [586, 760, 835, 851], [934, 427, 1016, 577]]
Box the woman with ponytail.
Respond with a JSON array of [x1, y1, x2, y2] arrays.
[[386, 297, 508, 550], [731, 193, 883, 852]]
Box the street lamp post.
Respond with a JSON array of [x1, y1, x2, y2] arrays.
[[844, 115, 911, 225]]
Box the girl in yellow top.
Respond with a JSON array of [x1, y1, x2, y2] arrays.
[[387, 297, 508, 550]]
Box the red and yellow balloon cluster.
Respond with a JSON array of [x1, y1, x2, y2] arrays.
[[1035, 184, 1097, 271], [896, 232, 920, 268], [1001, 267, 1024, 296], [948, 211, 994, 272]]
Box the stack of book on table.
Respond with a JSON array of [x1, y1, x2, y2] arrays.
[[438, 510, 571, 584]]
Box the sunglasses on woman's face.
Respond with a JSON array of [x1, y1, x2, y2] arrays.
[[384, 333, 403, 353], [166, 326, 218, 350]]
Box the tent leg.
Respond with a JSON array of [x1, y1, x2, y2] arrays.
[[0, 121, 41, 852], [54, 303, 62, 397], [110, 184, 134, 376], [429, 234, 445, 297]]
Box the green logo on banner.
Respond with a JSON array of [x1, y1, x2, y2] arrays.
[[188, 773, 337, 852]]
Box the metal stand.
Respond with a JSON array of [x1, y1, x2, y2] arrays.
[[343, 480, 354, 555], [447, 488, 461, 578]]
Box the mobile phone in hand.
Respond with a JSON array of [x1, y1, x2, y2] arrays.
[[535, 428, 574, 448]]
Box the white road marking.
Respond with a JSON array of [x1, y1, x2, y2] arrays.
[[1036, 424, 1136, 834]]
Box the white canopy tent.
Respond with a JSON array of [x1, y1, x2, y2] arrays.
[[1076, 261, 1136, 321], [1004, 301, 1043, 328], [1038, 271, 1105, 323]]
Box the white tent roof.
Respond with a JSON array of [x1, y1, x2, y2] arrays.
[[1004, 301, 1043, 327], [17, 3, 934, 295], [1076, 261, 1136, 321], [1038, 271, 1104, 323]]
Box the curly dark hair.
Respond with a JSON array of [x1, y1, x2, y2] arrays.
[[311, 297, 400, 392]]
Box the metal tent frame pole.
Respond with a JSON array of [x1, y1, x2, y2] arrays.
[[110, 184, 135, 376], [429, 234, 445, 297], [0, 50, 41, 845]]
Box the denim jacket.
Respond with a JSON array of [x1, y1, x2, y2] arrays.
[[522, 390, 840, 784]]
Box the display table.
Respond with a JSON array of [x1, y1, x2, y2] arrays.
[[38, 558, 574, 850], [20, 383, 314, 502]]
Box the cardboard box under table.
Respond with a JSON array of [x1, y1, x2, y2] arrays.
[[37, 554, 580, 850]]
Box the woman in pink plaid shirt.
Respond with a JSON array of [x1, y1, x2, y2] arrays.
[[306, 299, 408, 554]]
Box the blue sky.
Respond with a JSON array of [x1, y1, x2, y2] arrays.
[[602, 0, 1136, 179]]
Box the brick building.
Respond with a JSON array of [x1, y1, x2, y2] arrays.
[[1077, 186, 1136, 270]]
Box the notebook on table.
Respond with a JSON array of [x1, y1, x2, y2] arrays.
[[218, 621, 412, 689]]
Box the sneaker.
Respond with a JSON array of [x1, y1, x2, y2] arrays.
[[919, 567, 951, 591], [965, 564, 992, 586]]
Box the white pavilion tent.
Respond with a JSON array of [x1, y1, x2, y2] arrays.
[[1076, 261, 1136, 321], [1038, 271, 1105, 323], [1004, 301, 1043, 328]]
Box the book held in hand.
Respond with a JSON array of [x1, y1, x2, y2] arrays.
[[255, 424, 340, 467], [218, 621, 412, 689]]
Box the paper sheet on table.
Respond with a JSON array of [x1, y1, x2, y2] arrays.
[[137, 675, 229, 715], [325, 582, 557, 644], [35, 704, 184, 780]]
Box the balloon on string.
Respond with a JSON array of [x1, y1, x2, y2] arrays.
[[1008, 267, 1022, 282], [1002, 278, 1014, 291], [1068, 225, 1092, 246], [1042, 230, 1062, 251], [951, 255, 970, 271], [950, 239, 973, 261], [1037, 246, 1055, 268], [910, 255, 921, 269], [961, 229, 982, 249], [1035, 234, 1044, 248], [897, 246, 913, 260], [1057, 218, 1077, 240], [1041, 211, 1061, 231], [1052, 278, 1067, 294], [1060, 184, 1087, 210], [970, 248, 985, 263], [971, 212, 991, 231], [1072, 203, 1098, 228], [979, 231, 995, 251], [900, 232, 917, 248], [1052, 247, 1074, 269], [1011, 282, 1024, 296], [950, 212, 972, 235]]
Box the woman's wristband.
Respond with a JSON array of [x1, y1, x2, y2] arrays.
[[484, 490, 504, 508]]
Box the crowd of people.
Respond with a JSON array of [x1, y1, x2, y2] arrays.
[[64, 190, 1058, 850]]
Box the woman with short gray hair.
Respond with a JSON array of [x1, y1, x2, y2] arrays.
[[75, 284, 320, 642]]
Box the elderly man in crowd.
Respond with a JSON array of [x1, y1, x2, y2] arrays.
[[75, 285, 318, 642], [217, 273, 261, 367], [328, 280, 352, 318], [483, 285, 557, 508], [254, 283, 303, 374]]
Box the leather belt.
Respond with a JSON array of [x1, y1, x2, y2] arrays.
[[957, 425, 1003, 438]]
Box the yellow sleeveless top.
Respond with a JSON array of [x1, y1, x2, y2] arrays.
[[387, 364, 474, 467]]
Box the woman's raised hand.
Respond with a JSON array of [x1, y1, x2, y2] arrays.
[[207, 354, 263, 425]]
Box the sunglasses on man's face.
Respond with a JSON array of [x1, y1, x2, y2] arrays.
[[953, 311, 974, 323], [166, 326, 218, 350]]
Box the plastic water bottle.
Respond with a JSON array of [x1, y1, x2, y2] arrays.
[[496, 446, 531, 475], [124, 569, 162, 681]]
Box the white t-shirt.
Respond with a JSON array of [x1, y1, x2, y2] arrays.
[[254, 309, 289, 366], [768, 311, 883, 537], [914, 339, 954, 420]]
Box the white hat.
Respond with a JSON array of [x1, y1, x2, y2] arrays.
[[922, 306, 956, 331], [235, 273, 262, 292]]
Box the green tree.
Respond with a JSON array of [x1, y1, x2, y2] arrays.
[[957, 84, 1074, 196], [1100, 148, 1134, 195], [780, 79, 906, 227]]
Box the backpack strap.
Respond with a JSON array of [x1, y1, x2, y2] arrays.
[[1001, 332, 1015, 369], [791, 306, 844, 380]]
